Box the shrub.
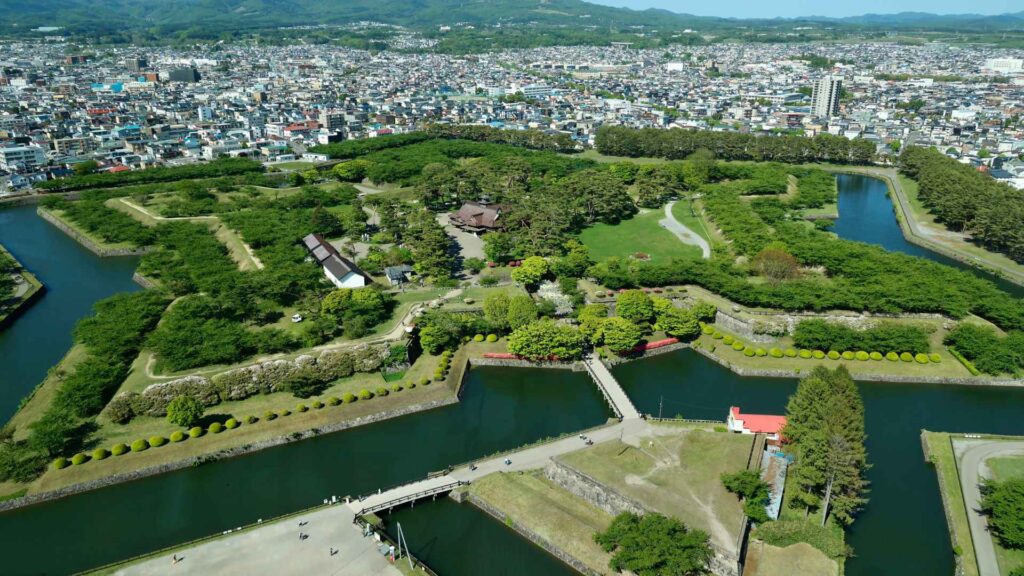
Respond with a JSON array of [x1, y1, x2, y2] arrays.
[[886, 351, 900, 361], [785, 348, 798, 358], [870, 351, 884, 361], [486, 333, 498, 342], [376, 387, 389, 397], [71, 453, 89, 466], [442, 350, 453, 359], [189, 426, 204, 437], [280, 410, 292, 417], [391, 384, 402, 392], [841, 351, 855, 360], [358, 389, 373, 400], [170, 431, 186, 442], [92, 448, 110, 461], [296, 404, 308, 413], [245, 415, 258, 424], [343, 392, 358, 403], [712, 332, 724, 340], [915, 353, 930, 364], [731, 341, 744, 351], [407, 382, 416, 389], [743, 348, 756, 357], [799, 349, 812, 359], [208, 422, 224, 434], [312, 400, 324, 409], [722, 335, 735, 345], [929, 353, 942, 363], [419, 377, 430, 386], [755, 348, 767, 357], [473, 334, 484, 342], [166, 395, 205, 428], [225, 418, 239, 429], [111, 443, 129, 456], [900, 352, 914, 362], [52, 457, 69, 470], [827, 351, 841, 360], [855, 351, 870, 361], [701, 325, 714, 335], [149, 436, 167, 447], [770, 348, 784, 358], [264, 411, 277, 421], [327, 396, 341, 406], [812, 350, 826, 359], [434, 371, 445, 381], [131, 439, 149, 452]]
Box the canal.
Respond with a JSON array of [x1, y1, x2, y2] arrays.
[[0, 205, 140, 423], [1, 174, 1023, 575]]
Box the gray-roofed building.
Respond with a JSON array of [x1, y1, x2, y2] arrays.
[[301, 233, 369, 289]]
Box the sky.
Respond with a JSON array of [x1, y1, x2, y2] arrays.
[[586, 0, 1020, 19]]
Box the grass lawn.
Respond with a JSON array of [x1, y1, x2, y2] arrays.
[[575, 150, 670, 165], [579, 209, 702, 263], [671, 199, 713, 245], [467, 470, 615, 575], [744, 540, 837, 576], [30, 351, 458, 496], [799, 203, 839, 219], [0, 244, 43, 326], [922, 431, 979, 576], [447, 284, 526, 309], [557, 425, 751, 553], [269, 161, 315, 171], [988, 455, 1024, 576], [696, 320, 971, 380]]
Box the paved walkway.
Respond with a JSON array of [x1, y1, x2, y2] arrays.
[[661, 201, 711, 259], [584, 353, 642, 420], [115, 504, 402, 576], [954, 438, 1024, 576]]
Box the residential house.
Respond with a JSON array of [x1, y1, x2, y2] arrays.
[[301, 233, 369, 289]]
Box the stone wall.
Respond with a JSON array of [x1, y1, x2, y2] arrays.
[[0, 395, 459, 513], [37, 207, 152, 257], [715, 307, 949, 344], [544, 460, 738, 576], [470, 357, 585, 371], [921, 433, 966, 576], [466, 491, 603, 576]]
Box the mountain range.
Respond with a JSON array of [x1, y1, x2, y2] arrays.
[[1, 0, 1022, 34]]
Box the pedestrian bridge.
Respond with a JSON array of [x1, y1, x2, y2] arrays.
[[583, 353, 641, 420]]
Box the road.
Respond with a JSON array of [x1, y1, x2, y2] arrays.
[[954, 439, 1024, 576], [661, 201, 711, 259]]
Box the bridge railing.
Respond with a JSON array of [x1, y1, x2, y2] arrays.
[[583, 358, 624, 419], [354, 480, 468, 518]]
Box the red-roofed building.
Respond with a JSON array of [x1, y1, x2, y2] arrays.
[[727, 406, 787, 443]]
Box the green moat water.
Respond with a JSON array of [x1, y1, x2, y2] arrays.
[[1, 176, 1022, 575]]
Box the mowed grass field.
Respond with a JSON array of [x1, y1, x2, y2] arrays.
[[578, 209, 702, 262], [467, 470, 615, 575], [557, 425, 752, 553]]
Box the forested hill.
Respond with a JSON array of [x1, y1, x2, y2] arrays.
[[3, 1, 1023, 36], [0, 0, 711, 34]]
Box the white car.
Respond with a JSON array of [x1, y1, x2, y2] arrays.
[[291, 314, 303, 323]]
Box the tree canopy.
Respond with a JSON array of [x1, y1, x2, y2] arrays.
[[594, 512, 712, 576]]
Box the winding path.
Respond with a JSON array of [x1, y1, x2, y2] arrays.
[[660, 201, 711, 259], [955, 439, 1024, 576]]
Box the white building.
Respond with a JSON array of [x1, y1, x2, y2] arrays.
[[301, 233, 368, 289], [0, 146, 46, 171], [984, 58, 1023, 75], [811, 76, 842, 119]]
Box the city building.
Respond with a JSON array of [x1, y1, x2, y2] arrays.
[[0, 146, 46, 172], [811, 76, 842, 118], [168, 67, 201, 83]]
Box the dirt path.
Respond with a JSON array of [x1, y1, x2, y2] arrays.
[[661, 201, 711, 259]]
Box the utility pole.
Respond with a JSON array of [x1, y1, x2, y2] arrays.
[[659, 395, 663, 419]]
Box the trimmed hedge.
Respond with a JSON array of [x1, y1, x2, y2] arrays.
[[785, 348, 797, 358], [473, 334, 484, 342], [296, 404, 309, 413], [208, 422, 224, 433], [312, 400, 324, 409], [813, 350, 825, 359], [886, 352, 900, 361], [743, 348, 756, 357], [769, 348, 783, 358], [170, 430, 186, 442], [245, 415, 258, 424], [149, 436, 167, 448], [731, 341, 745, 351], [225, 418, 239, 429], [722, 335, 735, 345], [375, 387, 389, 397], [264, 411, 277, 421], [342, 393, 357, 403], [190, 426, 204, 437], [419, 377, 430, 386], [841, 351, 855, 361], [93, 448, 110, 460], [701, 325, 714, 335], [929, 353, 942, 363], [855, 351, 869, 361], [71, 453, 88, 466], [390, 384, 403, 392], [358, 389, 373, 400], [827, 351, 841, 360], [327, 397, 341, 406], [799, 350, 812, 359], [280, 410, 292, 417], [486, 334, 498, 342], [712, 332, 724, 340], [111, 443, 129, 456], [915, 353, 930, 364], [131, 439, 149, 452], [870, 351, 884, 361], [755, 348, 767, 357], [52, 457, 69, 470], [900, 352, 914, 362]]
